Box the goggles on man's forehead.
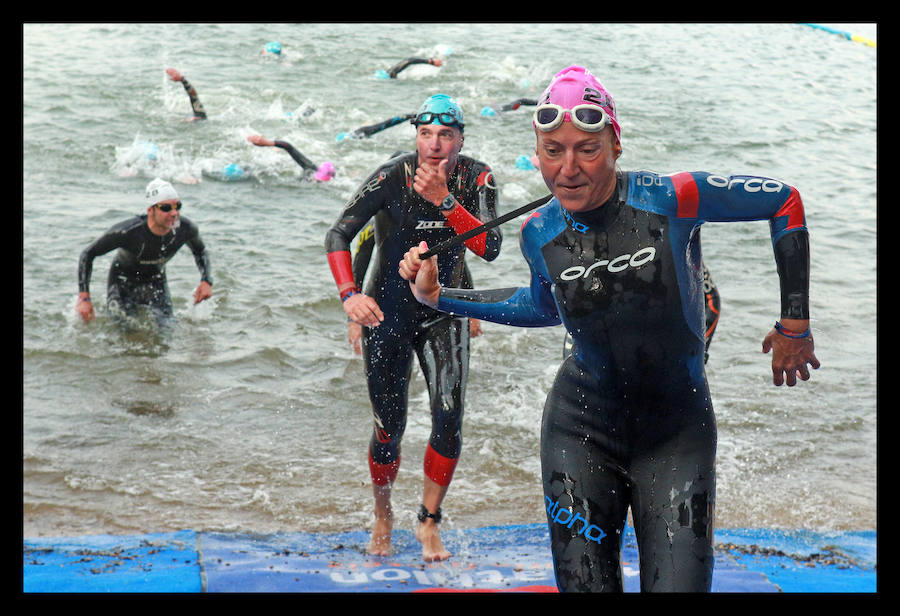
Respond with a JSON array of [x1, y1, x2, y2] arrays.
[[412, 112, 464, 130], [533, 103, 610, 133]]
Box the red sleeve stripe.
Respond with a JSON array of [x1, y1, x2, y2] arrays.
[[327, 250, 357, 297], [775, 187, 805, 230], [444, 205, 486, 256], [521, 210, 542, 231], [670, 172, 700, 219]]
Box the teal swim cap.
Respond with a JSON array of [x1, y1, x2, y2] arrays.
[[515, 155, 537, 171], [222, 163, 245, 180], [413, 94, 464, 131], [142, 141, 159, 161], [264, 41, 282, 55]]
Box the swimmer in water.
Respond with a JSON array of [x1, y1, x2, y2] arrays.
[[400, 65, 819, 591], [336, 114, 417, 142], [261, 41, 282, 56], [165, 68, 207, 121], [247, 135, 335, 182], [338, 98, 541, 142], [77, 178, 212, 326], [376, 57, 443, 79]]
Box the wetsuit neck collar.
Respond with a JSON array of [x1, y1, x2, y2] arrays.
[[559, 170, 624, 233]]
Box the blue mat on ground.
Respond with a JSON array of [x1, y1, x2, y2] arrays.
[[23, 524, 876, 593], [23, 529, 202, 593]]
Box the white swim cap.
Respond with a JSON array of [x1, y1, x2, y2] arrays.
[[145, 177, 179, 205]]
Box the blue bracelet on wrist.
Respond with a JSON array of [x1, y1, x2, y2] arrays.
[[774, 321, 810, 339]]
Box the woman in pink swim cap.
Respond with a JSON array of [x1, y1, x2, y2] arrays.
[[400, 63, 817, 592], [532, 65, 623, 213], [534, 64, 621, 143]]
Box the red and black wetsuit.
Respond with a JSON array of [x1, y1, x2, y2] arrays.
[[325, 151, 500, 488]]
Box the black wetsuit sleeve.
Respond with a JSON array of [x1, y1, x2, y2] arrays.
[[499, 98, 538, 111], [352, 114, 416, 138], [179, 77, 207, 120], [186, 229, 213, 285], [387, 58, 433, 78], [773, 229, 810, 319], [452, 163, 502, 261], [273, 140, 317, 172], [77, 222, 131, 294]]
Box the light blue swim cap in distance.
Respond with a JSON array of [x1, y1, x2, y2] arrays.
[[222, 163, 245, 180], [515, 154, 537, 170], [264, 41, 282, 55]]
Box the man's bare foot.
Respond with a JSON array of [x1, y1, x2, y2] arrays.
[[368, 514, 392, 556], [415, 520, 451, 562]]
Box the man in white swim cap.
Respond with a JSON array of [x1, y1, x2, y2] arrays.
[[76, 178, 213, 324]]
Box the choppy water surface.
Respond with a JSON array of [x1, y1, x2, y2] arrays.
[[23, 23, 876, 538]]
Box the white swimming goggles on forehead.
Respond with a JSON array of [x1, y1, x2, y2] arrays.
[[533, 103, 611, 133]]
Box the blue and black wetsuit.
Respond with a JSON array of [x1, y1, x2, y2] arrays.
[[432, 169, 809, 591], [325, 151, 501, 488], [78, 215, 212, 322], [563, 258, 720, 363]]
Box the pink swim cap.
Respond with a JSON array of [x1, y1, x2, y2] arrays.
[[538, 65, 621, 143], [314, 161, 335, 182]]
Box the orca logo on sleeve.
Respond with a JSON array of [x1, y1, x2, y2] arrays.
[[559, 247, 656, 280]]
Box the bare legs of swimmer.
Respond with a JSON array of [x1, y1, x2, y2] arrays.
[[368, 483, 393, 557], [416, 477, 450, 561], [367, 476, 451, 561]]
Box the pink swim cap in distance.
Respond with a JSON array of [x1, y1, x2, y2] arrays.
[[538, 65, 621, 143], [314, 161, 335, 182]]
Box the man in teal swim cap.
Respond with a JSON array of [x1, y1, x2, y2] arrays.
[[409, 94, 466, 204], [325, 92, 500, 562]]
